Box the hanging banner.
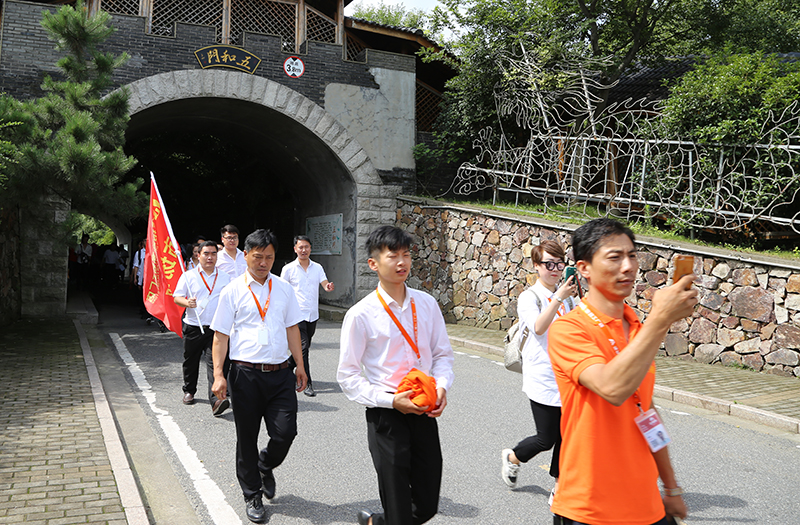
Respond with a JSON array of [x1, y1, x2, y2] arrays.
[[143, 172, 186, 336]]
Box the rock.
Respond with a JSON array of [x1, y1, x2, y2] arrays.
[[487, 294, 501, 305], [637, 252, 658, 271], [769, 268, 792, 278], [695, 274, 720, 290], [490, 304, 507, 320], [697, 306, 721, 323], [719, 351, 742, 366], [732, 268, 758, 286], [645, 271, 667, 286], [742, 353, 764, 371], [476, 275, 493, 293], [786, 274, 800, 293], [717, 328, 746, 347], [695, 344, 724, 364], [760, 340, 773, 355], [699, 292, 724, 311], [711, 263, 731, 279], [471, 231, 485, 246], [509, 247, 524, 264], [486, 230, 500, 245], [757, 273, 768, 289], [784, 294, 800, 311], [766, 348, 800, 366], [760, 322, 777, 340], [740, 319, 760, 332], [719, 282, 735, 294], [733, 337, 761, 354], [664, 333, 689, 356], [773, 325, 800, 349], [728, 286, 774, 322], [513, 228, 530, 244], [670, 319, 689, 333], [721, 316, 740, 329], [688, 317, 716, 344]]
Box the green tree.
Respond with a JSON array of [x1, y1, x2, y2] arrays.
[[351, 1, 429, 31], [0, 0, 143, 222]]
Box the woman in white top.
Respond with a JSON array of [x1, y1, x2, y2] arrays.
[[501, 239, 578, 498]]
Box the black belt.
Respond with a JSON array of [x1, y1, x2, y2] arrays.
[[233, 360, 289, 372]]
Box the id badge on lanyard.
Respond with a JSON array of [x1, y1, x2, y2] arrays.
[[258, 323, 270, 346], [578, 302, 672, 452], [635, 408, 672, 452], [198, 297, 210, 310]]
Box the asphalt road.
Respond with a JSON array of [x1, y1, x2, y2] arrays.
[[97, 300, 800, 525]]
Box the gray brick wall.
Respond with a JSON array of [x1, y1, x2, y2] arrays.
[[0, 0, 414, 106]]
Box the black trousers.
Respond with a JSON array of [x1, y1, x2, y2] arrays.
[[290, 320, 317, 385], [366, 408, 442, 525], [554, 514, 671, 525], [229, 363, 298, 500], [513, 399, 562, 478], [181, 323, 229, 405]]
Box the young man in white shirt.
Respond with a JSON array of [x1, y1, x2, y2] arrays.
[[280, 235, 334, 397], [210, 229, 308, 524], [173, 241, 232, 415], [338, 226, 455, 525], [217, 224, 247, 278]]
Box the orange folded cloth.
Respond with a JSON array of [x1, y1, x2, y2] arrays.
[[396, 368, 438, 412]]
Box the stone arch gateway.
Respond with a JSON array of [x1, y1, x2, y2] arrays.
[[123, 69, 399, 305]]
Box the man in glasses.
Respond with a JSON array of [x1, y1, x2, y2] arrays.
[[218, 224, 247, 278]]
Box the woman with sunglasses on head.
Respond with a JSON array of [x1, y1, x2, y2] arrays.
[[501, 239, 578, 504]]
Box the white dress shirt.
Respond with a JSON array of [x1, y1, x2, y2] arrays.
[[132, 248, 146, 286], [173, 266, 232, 327], [518, 280, 574, 407], [338, 284, 455, 409], [280, 259, 328, 322], [216, 248, 247, 279], [211, 272, 304, 364]]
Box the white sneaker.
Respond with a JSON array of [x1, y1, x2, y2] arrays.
[[501, 448, 520, 488]]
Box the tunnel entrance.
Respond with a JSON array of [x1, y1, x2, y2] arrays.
[[124, 93, 358, 306]]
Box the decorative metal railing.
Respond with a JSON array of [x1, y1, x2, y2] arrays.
[[448, 48, 800, 234]]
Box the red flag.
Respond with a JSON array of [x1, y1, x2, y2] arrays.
[[143, 173, 185, 337]]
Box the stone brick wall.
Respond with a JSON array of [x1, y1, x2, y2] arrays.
[[0, 207, 22, 325], [398, 197, 800, 378]]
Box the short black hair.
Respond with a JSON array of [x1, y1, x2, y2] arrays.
[[572, 218, 636, 263], [244, 229, 278, 252], [220, 224, 239, 236], [293, 235, 311, 246], [199, 240, 217, 251], [366, 226, 413, 258]]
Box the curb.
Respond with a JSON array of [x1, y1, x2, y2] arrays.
[[451, 336, 800, 435], [74, 320, 150, 525]]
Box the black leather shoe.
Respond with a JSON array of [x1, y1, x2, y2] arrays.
[[212, 398, 230, 416], [245, 494, 266, 523], [357, 509, 373, 525], [182, 392, 195, 405], [261, 468, 276, 500]]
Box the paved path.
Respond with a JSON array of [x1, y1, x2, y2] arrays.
[[1, 308, 799, 523]]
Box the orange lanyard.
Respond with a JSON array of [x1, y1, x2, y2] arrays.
[[546, 296, 567, 317], [377, 288, 419, 360], [248, 277, 272, 322], [199, 269, 218, 294], [578, 301, 644, 413]]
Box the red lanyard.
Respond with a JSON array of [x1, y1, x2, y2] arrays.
[[578, 301, 644, 412], [248, 277, 272, 322], [199, 268, 218, 294], [377, 288, 419, 360]]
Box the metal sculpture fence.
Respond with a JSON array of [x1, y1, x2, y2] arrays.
[[447, 49, 800, 234]]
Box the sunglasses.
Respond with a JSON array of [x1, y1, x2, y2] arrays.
[[542, 261, 567, 271]]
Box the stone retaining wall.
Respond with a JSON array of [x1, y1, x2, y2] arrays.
[[397, 197, 800, 378]]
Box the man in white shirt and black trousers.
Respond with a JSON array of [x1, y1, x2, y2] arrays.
[[210, 229, 308, 524], [280, 235, 334, 397], [338, 225, 455, 525], [173, 241, 232, 415], [217, 224, 248, 278]]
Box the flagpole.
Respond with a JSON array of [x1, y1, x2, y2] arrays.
[[150, 172, 186, 270], [185, 279, 205, 334]]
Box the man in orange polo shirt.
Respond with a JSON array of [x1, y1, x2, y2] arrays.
[[549, 218, 697, 525]]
